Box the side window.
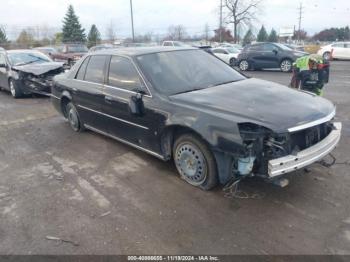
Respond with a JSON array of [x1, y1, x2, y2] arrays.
[[332, 43, 344, 48], [108, 56, 142, 91], [84, 55, 107, 84], [248, 45, 261, 51], [163, 42, 172, 46], [76, 56, 90, 80], [213, 49, 223, 54], [263, 44, 276, 51]]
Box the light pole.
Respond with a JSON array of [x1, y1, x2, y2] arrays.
[[130, 0, 135, 42]]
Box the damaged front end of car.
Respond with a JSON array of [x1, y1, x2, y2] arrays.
[[12, 63, 65, 95], [230, 116, 342, 186]]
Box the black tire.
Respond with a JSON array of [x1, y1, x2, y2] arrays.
[[65, 102, 84, 132], [173, 133, 218, 190], [9, 79, 23, 98], [323, 52, 331, 61], [239, 60, 249, 71], [229, 58, 236, 67], [280, 59, 292, 72]]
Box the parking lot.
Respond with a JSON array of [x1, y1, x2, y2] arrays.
[[0, 61, 349, 255]]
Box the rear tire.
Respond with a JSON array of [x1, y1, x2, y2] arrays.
[[229, 58, 236, 67], [323, 52, 331, 61], [239, 60, 249, 71], [173, 133, 218, 190], [9, 79, 23, 98], [65, 102, 84, 132]]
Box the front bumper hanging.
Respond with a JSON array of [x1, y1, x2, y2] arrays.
[[268, 122, 342, 178]]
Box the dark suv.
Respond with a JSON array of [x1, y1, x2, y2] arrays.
[[237, 42, 307, 72]]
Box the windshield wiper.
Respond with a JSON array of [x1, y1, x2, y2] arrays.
[[15, 59, 41, 66], [173, 87, 203, 95], [210, 80, 240, 87]]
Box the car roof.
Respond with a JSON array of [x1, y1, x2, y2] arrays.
[[90, 46, 198, 57]]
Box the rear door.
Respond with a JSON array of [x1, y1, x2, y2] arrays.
[[72, 55, 109, 130], [344, 43, 350, 59], [332, 43, 346, 59], [102, 55, 162, 152]]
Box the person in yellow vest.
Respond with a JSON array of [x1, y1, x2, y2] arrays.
[[290, 54, 330, 96]]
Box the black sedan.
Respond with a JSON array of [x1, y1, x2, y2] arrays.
[[51, 47, 341, 190], [0, 50, 64, 98], [237, 42, 308, 72]]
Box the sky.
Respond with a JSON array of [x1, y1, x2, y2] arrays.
[[1, 0, 350, 40]]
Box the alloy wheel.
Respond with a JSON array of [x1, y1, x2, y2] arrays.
[[68, 107, 79, 131], [239, 60, 249, 71], [281, 60, 292, 72], [10, 81, 16, 97]]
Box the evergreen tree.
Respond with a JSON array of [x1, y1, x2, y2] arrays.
[[87, 24, 101, 48], [0, 26, 8, 44], [257, 25, 268, 42], [243, 29, 254, 46], [62, 5, 86, 43], [268, 28, 278, 42], [17, 30, 34, 48]]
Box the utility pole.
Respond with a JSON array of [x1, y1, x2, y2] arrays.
[[297, 2, 303, 43], [130, 0, 135, 42], [219, 0, 223, 42]]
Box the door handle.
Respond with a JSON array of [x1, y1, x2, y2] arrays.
[[105, 95, 114, 104]]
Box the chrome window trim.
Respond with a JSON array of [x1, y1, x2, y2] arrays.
[[84, 124, 165, 160], [77, 104, 149, 130], [287, 108, 336, 133]]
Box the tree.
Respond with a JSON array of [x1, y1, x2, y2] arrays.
[[224, 0, 263, 43], [62, 5, 86, 43], [167, 25, 187, 40], [268, 28, 278, 42], [106, 20, 117, 43], [243, 29, 254, 45], [87, 24, 101, 48], [257, 25, 268, 42], [204, 23, 210, 44], [17, 30, 34, 48], [211, 27, 234, 42], [293, 29, 307, 41], [0, 26, 8, 44]]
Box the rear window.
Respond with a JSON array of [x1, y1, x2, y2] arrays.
[[84, 55, 107, 84]]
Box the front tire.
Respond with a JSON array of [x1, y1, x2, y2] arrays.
[[280, 59, 292, 72], [65, 102, 84, 132], [173, 133, 218, 190], [9, 79, 23, 98], [239, 60, 249, 71]]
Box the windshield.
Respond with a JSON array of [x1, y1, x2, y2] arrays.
[[67, 45, 88, 53], [136, 50, 246, 96], [274, 43, 292, 51], [8, 52, 52, 66], [227, 47, 239, 53]]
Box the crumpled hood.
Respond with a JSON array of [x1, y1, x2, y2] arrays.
[[12, 61, 64, 76], [170, 78, 335, 133]]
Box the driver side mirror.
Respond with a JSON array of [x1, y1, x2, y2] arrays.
[[129, 92, 145, 116]]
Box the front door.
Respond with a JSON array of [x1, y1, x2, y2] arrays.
[[102, 56, 162, 153]]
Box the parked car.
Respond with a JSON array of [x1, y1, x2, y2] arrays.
[[0, 50, 64, 98], [284, 44, 305, 52], [162, 41, 187, 47], [237, 42, 308, 72], [219, 43, 243, 51], [51, 47, 341, 190], [212, 47, 240, 66], [33, 46, 59, 58], [317, 42, 350, 60], [193, 45, 213, 55], [89, 44, 115, 52], [51, 44, 88, 66]]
